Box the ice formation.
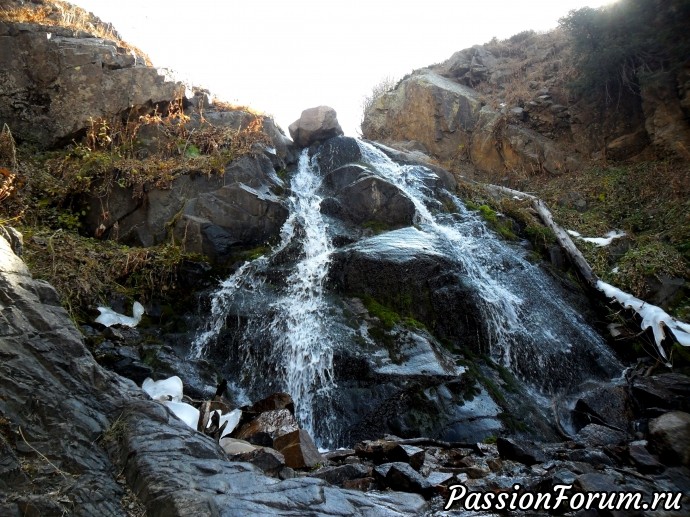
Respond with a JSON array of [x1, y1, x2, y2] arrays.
[[597, 280, 690, 363], [142, 376, 183, 402], [567, 230, 626, 247], [95, 301, 145, 327]]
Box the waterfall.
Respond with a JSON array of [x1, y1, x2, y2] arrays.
[[192, 138, 621, 447], [191, 149, 337, 443], [355, 141, 620, 391]]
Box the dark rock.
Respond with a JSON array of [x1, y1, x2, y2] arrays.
[[572, 385, 633, 432], [92, 341, 152, 384], [334, 176, 416, 228], [576, 472, 620, 493], [648, 411, 690, 466], [314, 136, 362, 174], [425, 471, 456, 486], [311, 464, 371, 485], [631, 373, 690, 414], [322, 164, 369, 192], [355, 439, 402, 464], [289, 106, 343, 147], [247, 392, 295, 415], [396, 445, 426, 471], [323, 449, 356, 462], [228, 447, 286, 477], [567, 449, 614, 467], [628, 441, 664, 473], [496, 437, 546, 466], [273, 429, 325, 469], [377, 462, 435, 499], [576, 423, 628, 447]]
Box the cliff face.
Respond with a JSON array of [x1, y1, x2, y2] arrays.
[[361, 27, 690, 178]]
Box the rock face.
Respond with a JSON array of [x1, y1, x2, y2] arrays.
[[0, 227, 430, 515], [289, 106, 344, 147], [0, 15, 184, 146]]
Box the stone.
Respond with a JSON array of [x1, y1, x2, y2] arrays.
[[314, 136, 363, 174], [247, 392, 295, 415], [334, 176, 416, 228], [273, 429, 325, 469], [572, 385, 633, 433], [648, 411, 690, 466], [227, 447, 286, 477], [496, 437, 546, 466], [631, 373, 690, 414], [310, 464, 371, 485], [628, 441, 664, 473], [233, 409, 299, 446], [219, 437, 257, 455], [576, 423, 628, 447], [342, 477, 376, 492], [323, 449, 356, 462], [288, 106, 343, 147], [377, 462, 435, 499]]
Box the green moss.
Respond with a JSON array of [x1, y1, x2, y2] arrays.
[[362, 220, 391, 235], [362, 295, 401, 330]]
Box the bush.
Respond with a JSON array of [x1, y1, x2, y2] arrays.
[[559, 0, 690, 104]]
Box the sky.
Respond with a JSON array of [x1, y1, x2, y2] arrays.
[[71, 0, 614, 136]]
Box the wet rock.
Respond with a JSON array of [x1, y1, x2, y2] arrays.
[[496, 437, 546, 466], [323, 449, 356, 462], [572, 384, 633, 432], [314, 136, 363, 174], [322, 164, 369, 192], [575, 472, 620, 493], [228, 447, 286, 477], [354, 440, 425, 470], [233, 408, 299, 446], [289, 106, 344, 147], [648, 411, 690, 466], [273, 429, 325, 469], [246, 392, 295, 415], [566, 449, 614, 467], [334, 175, 416, 229], [425, 471, 456, 486], [311, 464, 371, 485]]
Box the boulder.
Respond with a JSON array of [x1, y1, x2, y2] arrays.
[[314, 136, 362, 173], [572, 385, 633, 433], [496, 437, 546, 466], [227, 447, 286, 477], [361, 70, 481, 160], [0, 19, 184, 147], [219, 437, 258, 455], [332, 176, 416, 229], [273, 429, 325, 469], [288, 106, 343, 147], [374, 462, 435, 499], [648, 411, 690, 466], [233, 408, 299, 446], [310, 464, 371, 485]]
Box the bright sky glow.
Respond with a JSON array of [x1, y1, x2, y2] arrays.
[[70, 0, 614, 136]]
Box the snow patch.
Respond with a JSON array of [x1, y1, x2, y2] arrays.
[[95, 301, 145, 327], [142, 376, 183, 402], [568, 230, 626, 247]]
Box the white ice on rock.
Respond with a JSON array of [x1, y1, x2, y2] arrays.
[[142, 376, 184, 402], [597, 280, 690, 363], [567, 230, 626, 247], [95, 301, 145, 327], [141, 376, 242, 434]]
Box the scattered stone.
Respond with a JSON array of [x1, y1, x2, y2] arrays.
[[572, 385, 633, 432], [631, 373, 690, 414], [219, 437, 257, 455], [576, 423, 628, 447], [323, 449, 356, 462], [273, 429, 325, 469], [227, 447, 286, 477], [311, 464, 371, 485], [648, 411, 690, 466], [628, 441, 664, 473], [233, 408, 299, 446], [496, 437, 546, 466], [342, 477, 376, 492], [289, 106, 344, 147], [425, 471, 456, 486], [378, 462, 435, 499]]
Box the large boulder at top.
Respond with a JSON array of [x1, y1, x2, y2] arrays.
[[289, 106, 344, 147], [0, 15, 184, 147]]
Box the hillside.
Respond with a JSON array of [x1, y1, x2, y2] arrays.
[[361, 0, 690, 326]]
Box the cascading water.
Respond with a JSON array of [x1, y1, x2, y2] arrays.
[[191, 149, 337, 442], [192, 137, 621, 446], [354, 141, 621, 392]]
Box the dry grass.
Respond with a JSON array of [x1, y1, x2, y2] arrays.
[[0, 0, 152, 65]]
